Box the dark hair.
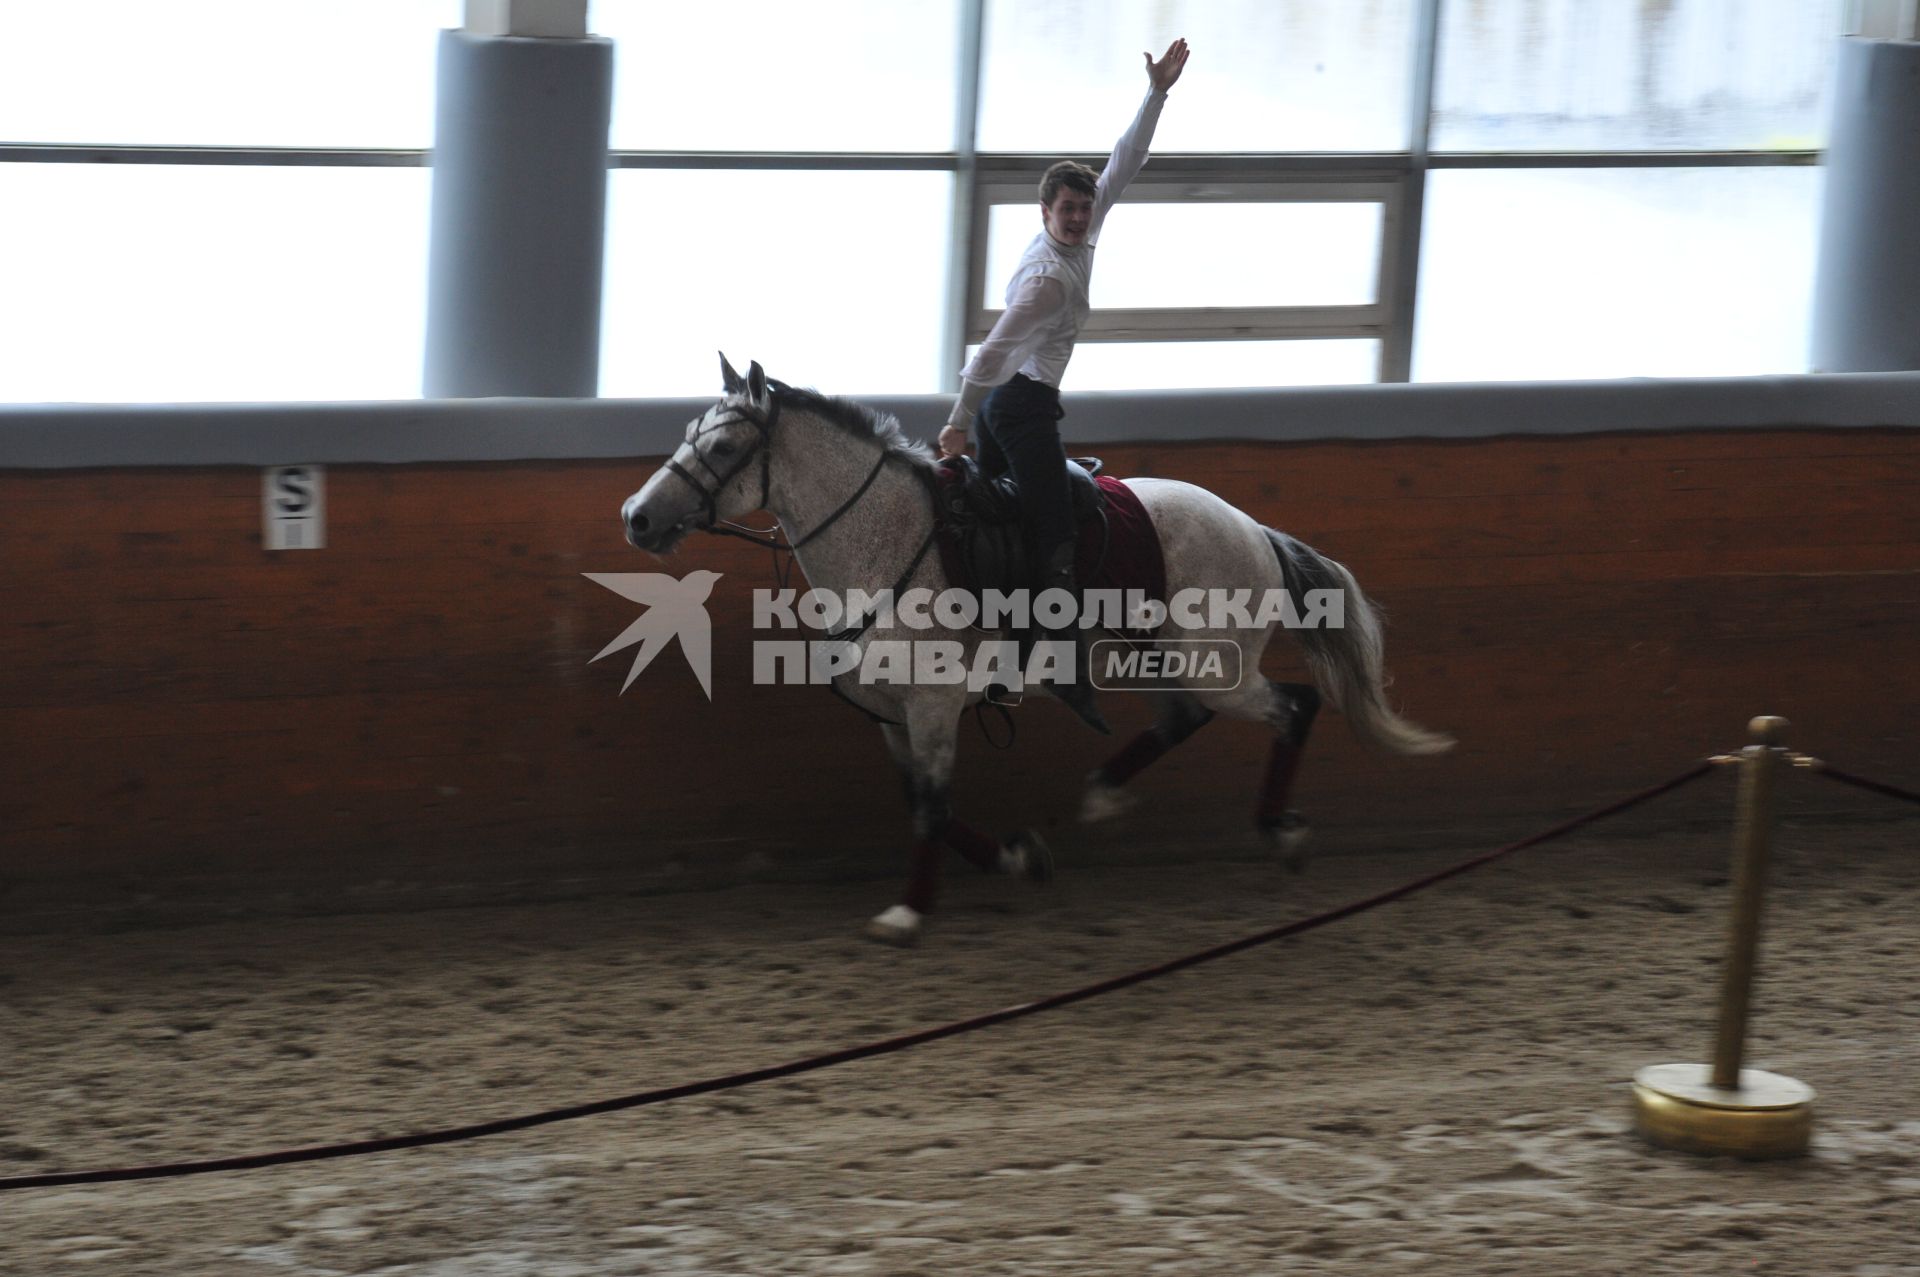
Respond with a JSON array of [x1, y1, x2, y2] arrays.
[[1038, 160, 1099, 206]]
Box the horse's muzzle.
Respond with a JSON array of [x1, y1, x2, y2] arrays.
[[625, 514, 682, 554], [622, 496, 694, 553], [623, 510, 652, 549], [621, 493, 662, 550]]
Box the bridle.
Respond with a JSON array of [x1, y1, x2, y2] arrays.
[[662, 388, 782, 544], [656, 380, 943, 647], [662, 380, 892, 554]]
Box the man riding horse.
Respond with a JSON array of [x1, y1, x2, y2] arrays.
[[618, 35, 1450, 945], [938, 38, 1192, 736]]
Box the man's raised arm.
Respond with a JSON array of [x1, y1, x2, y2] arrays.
[[1092, 37, 1190, 231]]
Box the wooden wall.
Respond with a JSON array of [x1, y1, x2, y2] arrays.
[[3, 428, 1916, 913]]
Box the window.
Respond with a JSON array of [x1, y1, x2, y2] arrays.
[[979, 0, 1419, 152], [1432, 0, 1848, 151], [0, 0, 457, 147], [600, 171, 951, 397], [995, 339, 1381, 391], [0, 0, 1856, 403], [0, 165, 431, 402], [985, 200, 1382, 310], [1413, 166, 1823, 382], [602, 0, 961, 151], [971, 175, 1398, 382]]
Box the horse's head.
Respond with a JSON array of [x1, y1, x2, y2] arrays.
[[622, 354, 782, 553]]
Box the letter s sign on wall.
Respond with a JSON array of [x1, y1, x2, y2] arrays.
[[263, 465, 326, 551]]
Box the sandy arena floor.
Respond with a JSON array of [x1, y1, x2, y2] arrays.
[[2, 814, 1916, 1276]]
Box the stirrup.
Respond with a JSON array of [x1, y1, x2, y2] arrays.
[[983, 681, 1025, 708]]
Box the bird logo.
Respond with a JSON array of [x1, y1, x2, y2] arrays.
[[584, 570, 723, 698]]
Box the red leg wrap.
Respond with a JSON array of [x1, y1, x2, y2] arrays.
[[1096, 728, 1171, 787], [904, 839, 943, 913], [939, 817, 1003, 871], [1257, 739, 1304, 825]]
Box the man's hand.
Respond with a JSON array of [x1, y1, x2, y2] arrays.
[[937, 424, 970, 459], [1145, 37, 1189, 93]]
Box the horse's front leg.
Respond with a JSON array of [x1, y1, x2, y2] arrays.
[[867, 697, 1049, 946], [867, 705, 961, 946]]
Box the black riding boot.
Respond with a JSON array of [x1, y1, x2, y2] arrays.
[[1032, 543, 1111, 736]]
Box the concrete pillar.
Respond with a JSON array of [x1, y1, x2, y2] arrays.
[[424, 1, 613, 397], [1810, 38, 1920, 373]]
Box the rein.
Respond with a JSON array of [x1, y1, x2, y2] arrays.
[[821, 499, 941, 646], [666, 396, 1121, 693], [661, 386, 1000, 739]]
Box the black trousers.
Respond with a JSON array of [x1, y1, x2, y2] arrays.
[[977, 373, 1073, 577]]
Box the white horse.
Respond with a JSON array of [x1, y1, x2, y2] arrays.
[[622, 358, 1452, 944]]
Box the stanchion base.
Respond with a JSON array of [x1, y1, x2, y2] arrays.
[[1632, 1063, 1814, 1159]]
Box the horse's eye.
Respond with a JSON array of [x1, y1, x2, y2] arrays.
[[710, 440, 737, 460]]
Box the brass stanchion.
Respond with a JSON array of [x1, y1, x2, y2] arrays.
[[1632, 716, 1814, 1158]]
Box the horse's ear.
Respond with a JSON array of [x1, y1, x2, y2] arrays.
[[719, 352, 744, 395], [746, 360, 768, 404]]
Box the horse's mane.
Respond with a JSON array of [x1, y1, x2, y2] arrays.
[[777, 385, 935, 468]]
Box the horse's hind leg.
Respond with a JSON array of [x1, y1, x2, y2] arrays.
[[1080, 691, 1214, 823], [1197, 678, 1322, 872], [1257, 681, 1321, 872]]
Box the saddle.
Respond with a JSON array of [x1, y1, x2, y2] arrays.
[[932, 456, 1108, 599]]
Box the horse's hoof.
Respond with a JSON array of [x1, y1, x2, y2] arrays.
[[1079, 780, 1139, 824], [1000, 828, 1055, 885], [1260, 812, 1312, 874], [865, 904, 922, 946]]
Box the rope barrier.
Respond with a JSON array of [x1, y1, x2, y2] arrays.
[[1802, 760, 1920, 808], [0, 760, 1720, 1192]]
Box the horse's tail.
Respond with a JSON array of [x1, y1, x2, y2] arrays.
[[1265, 528, 1455, 756]]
